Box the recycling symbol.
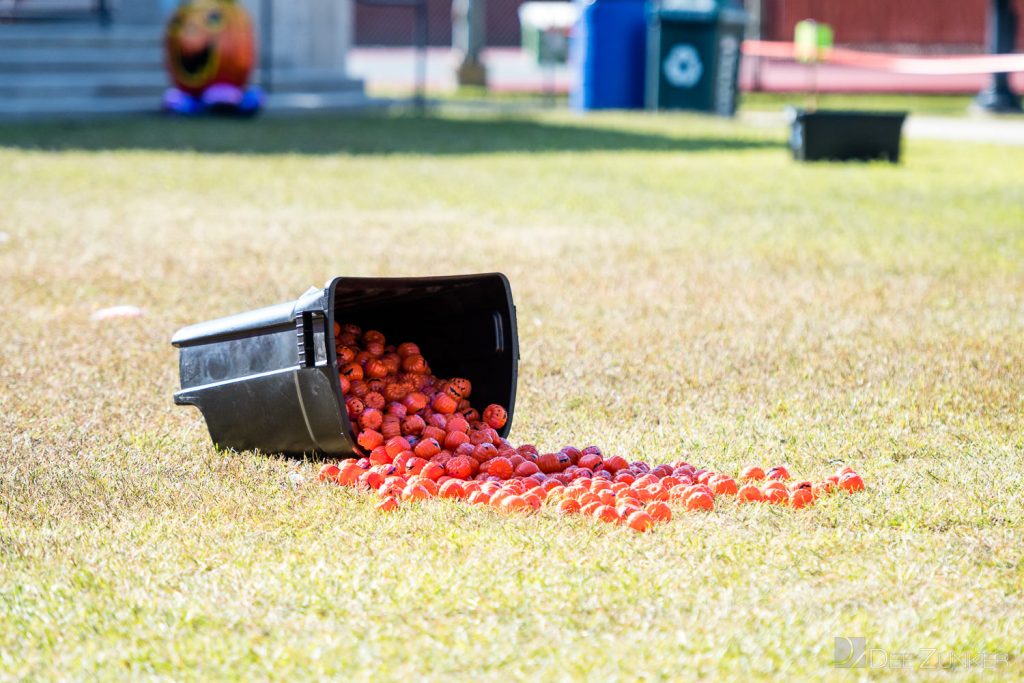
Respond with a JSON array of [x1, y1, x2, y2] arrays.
[[663, 44, 703, 88]]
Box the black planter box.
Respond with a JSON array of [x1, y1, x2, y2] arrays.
[[172, 274, 519, 457], [788, 108, 908, 163]]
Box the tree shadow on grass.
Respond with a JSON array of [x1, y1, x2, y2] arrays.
[[0, 112, 780, 156]]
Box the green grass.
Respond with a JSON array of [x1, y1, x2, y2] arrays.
[[1, 110, 1022, 681], [742, 92, 977, 116]]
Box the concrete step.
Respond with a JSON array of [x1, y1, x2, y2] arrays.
[[0, 70, 167, 96], [0, 24, 163, 48], [0, 46, 163, 72], [259, 69, 365, 95], [0, 94, 161, 118], [264, 89, 380, 114]]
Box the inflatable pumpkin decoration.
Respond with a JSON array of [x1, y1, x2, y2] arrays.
[[163, 0, 262, 115]]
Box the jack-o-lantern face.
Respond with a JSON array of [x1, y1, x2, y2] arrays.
[[165, 0, 255, 95]]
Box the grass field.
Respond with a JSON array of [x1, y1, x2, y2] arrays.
[[1, 109, 1022, 681]]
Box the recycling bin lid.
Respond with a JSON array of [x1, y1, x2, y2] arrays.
[[653, 0, 745, 22], [519, 1, 579, 30]]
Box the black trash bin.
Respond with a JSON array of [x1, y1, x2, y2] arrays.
[[172, 274, 519, 457], [787, 108, 908, 163], [645, 0, 746, 116]]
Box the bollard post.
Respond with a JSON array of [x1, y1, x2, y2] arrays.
[[453, 0, 487, 87], [975, 0, 1022, 113]]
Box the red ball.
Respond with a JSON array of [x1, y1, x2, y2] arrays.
[[413, 437, 441, 459], [345, 396, 364, 418], [482, 404, 508, 430], [487, 457, 513, 479], [432, 393, 458, 415], [445, 456, 474, 480], [446, 377, 472, 400]]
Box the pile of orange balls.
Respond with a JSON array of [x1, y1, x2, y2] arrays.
[[321, 324, 866, 532]]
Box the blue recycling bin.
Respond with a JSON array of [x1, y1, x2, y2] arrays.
[[570, 0, 648, 110]]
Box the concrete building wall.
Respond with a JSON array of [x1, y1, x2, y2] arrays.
[[117, 0, 353, 72], [243, 0, 353, 73]]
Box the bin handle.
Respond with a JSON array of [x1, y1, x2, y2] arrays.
[[297, 312, 317, 368]]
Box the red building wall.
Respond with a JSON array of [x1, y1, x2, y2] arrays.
[[354, 0, 1023, 48], [355, 0, 524, 47], [762, 0, 1023, 46]]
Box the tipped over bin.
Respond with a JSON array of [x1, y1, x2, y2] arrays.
[[172, 274, 519, 457]]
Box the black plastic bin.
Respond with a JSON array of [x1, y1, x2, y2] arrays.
[[172, 274, 519, 457], [788, 108, 907, 163]]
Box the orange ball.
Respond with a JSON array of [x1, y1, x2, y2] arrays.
[[839, 472, 865, 493], [385, 436, 412, 459], [443, 431, 470, 450], [522, 493, 543, 511], [420, 462, 445, 481], [446, 377, 472, 400], [811, 481, 833, 498], [403, 392, 428, 412], [593, 504, 620, 524], [626, 510, 654, 532], [438, 480, 466, 499], [685, 491, 714, 511], [483, 404, 508, 430], [402, 484, 431, 502], [337, 462, 362, 486], [432, 393, 459, 415], [616, 502, 642, 519], [340, 362, 363, 382], [402, 354, 429, 374], [711, 477, 738, 496], [646, 501, 672, 522], [790, 488, 814, 509], [487, 457, 513, 480], [737, 484, 764, 503], [318, 463, 340, 483], [365, 358, 388, 379], [345, 396, 364, 418], [404, 456, 427, 476], [336, 345, 357, 365], [515, 461, 540, 477], [501, 495, 530, 514], [542, 478, 564, 493], [357, 429, 384, 452], [411, 438, 438, 460], [740, 466, 766, 481], [444, 455, 474, 480], [557, 499, 581, 515]]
